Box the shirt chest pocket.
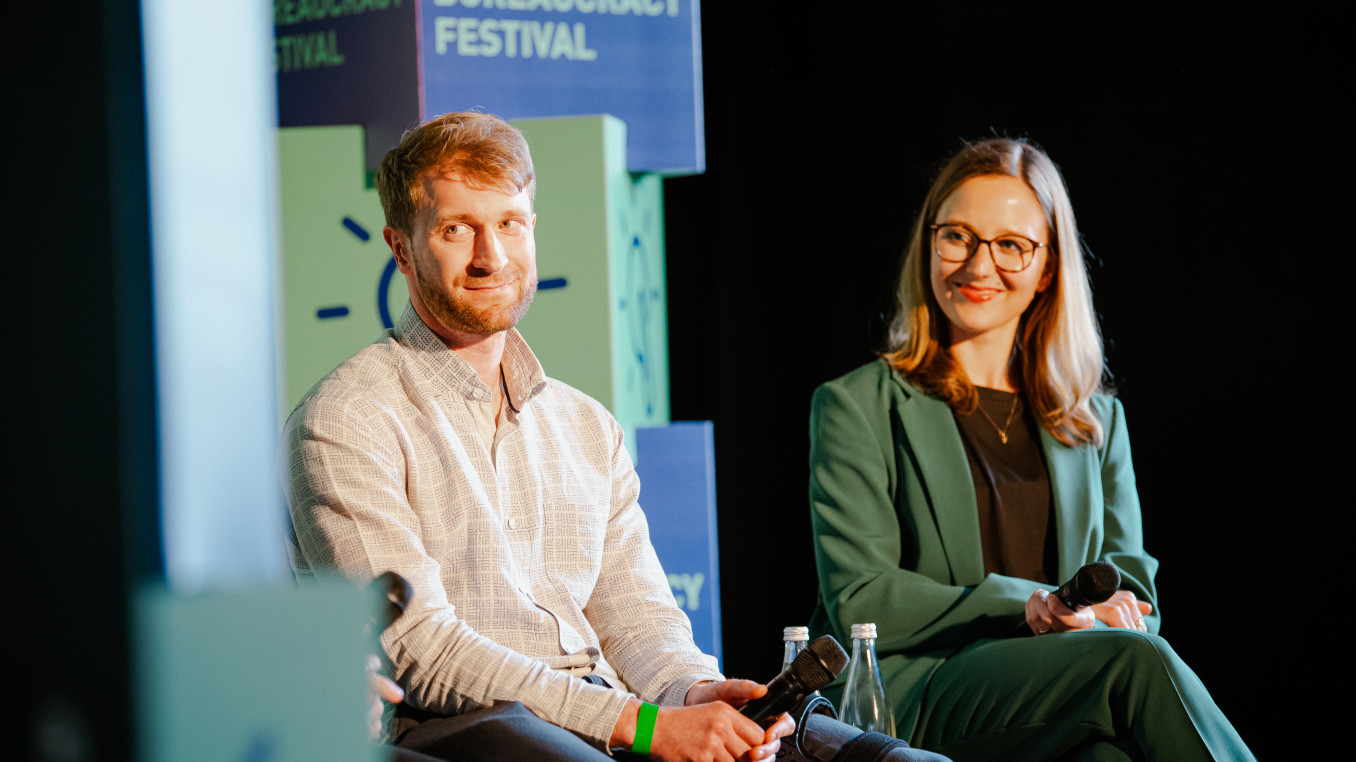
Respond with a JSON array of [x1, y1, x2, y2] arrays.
[[542, 501, 609, 601]]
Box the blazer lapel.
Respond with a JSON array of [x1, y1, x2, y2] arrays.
[[1040, 428, 1095, 582], [889, 376, 985, 586]]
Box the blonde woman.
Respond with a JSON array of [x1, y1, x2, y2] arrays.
[[808, 139, 1252, 761]]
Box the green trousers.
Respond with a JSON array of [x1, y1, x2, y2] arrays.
[[903, 630, 1253, 762]]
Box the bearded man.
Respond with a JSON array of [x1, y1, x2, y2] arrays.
[[282, 112, 794, 762]]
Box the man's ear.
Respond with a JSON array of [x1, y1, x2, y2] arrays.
[[384, 227, 414, 275]]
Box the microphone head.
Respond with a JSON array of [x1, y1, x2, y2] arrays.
[[1071, 561, 1121, 607], [371, 571, 413, 630], [788, 636, 849, 692]]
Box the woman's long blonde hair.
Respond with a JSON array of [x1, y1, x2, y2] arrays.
[[884, 138, 1107, 447]]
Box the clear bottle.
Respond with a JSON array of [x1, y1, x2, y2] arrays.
[[839, 623, 896, 736], [781, 626, 821, 698], [781, 626, 809, 672]]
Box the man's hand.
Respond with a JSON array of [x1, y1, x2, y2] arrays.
[[654, 700, 789, 762], [610, 680, 796, 761], [685, 678, 764, 709], [366, 654, 404, 741]]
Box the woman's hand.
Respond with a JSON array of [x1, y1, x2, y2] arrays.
[[1026, 588, 1095, 635], [1026, 589, 1153, 635], [1090, 590, 1152, 631]]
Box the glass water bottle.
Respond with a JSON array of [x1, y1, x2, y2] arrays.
[[781, 626, 821, 698], [839, 623, 896, 736], [781, 626, 809, 671]]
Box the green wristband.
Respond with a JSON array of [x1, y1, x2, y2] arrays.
[[632, 702, 659, 755]]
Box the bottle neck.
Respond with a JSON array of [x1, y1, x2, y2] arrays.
[[851, 637, 877, 661]]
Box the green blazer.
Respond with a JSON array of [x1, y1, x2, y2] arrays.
[[808, 360, 1159, 736]]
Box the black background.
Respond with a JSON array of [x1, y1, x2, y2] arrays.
[[665, 5, 1336, 758]]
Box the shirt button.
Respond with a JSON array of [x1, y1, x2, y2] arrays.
[[507, 518, 517, 529]]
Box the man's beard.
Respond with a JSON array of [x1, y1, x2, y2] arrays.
[[417, 266, 538, 337]]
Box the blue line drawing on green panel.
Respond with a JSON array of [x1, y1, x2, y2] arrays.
[[621, 224, 659, 417], [341, 216, 370, 241], [379, 258, 399, 329]]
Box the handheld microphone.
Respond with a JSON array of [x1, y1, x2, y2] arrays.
[[1053, 561, 1121, 610], [740, 635, 849, 726], [366, 570, 413, 634]]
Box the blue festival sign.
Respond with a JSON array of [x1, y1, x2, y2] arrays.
[[275, 0, 422, 173], [274, 0, 704, 174], [635, 422, 723, 666]]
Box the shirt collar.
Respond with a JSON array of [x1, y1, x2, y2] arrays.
[[500, 328, 547, 412], [392, 303, 547, 408]]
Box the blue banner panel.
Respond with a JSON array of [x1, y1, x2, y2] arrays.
[[420, 0, 704, 174], [635, 421, 722, 667], [275, 0, 421, 172]]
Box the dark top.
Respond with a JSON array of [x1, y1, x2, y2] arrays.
[[953, 387, 1057, 585]]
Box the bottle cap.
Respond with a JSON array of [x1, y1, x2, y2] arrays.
[[850, 623, 878, 639], [782, 626, 809, 641]]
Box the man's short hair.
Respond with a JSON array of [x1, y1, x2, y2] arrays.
[[376, 111, 536, 235]]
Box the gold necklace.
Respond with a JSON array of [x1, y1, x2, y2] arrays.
[[975, 394, 1019, 444]]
